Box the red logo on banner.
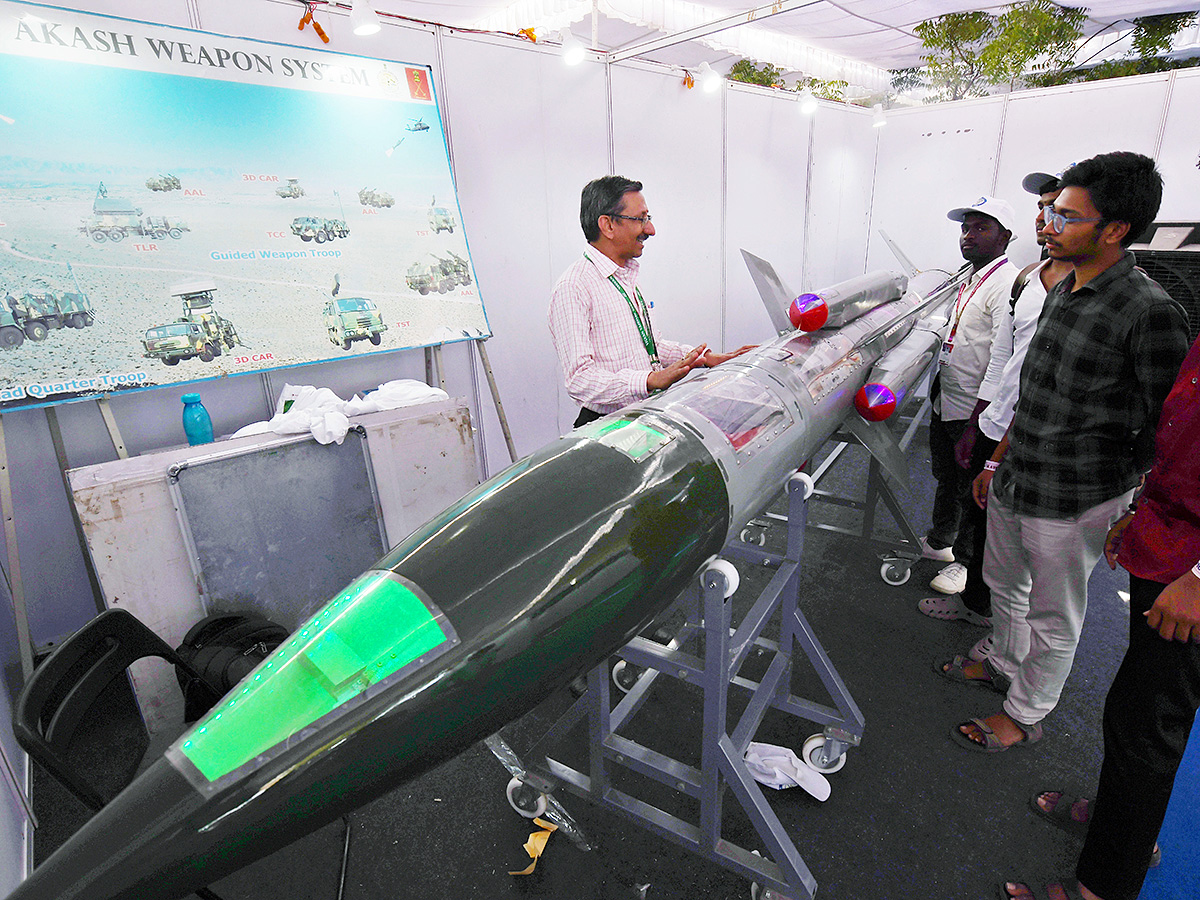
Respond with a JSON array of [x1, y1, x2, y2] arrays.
[[405, 67, 432, 101]]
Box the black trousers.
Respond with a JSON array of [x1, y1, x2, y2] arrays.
[[959, 433, 999, 617], [928, 411, 971, 554], [1076, 573, 1200, 900], [573, 407, 603, 428]]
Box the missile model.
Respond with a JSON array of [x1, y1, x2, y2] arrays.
[[787, 270, 908, 332], [6, 256, 966, 900], [853, 313, 949, 421]]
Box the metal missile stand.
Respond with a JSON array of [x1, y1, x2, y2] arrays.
[[740, 365, 938, 589], [505, 472, 864, 900]]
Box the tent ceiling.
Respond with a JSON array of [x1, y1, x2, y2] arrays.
[[380, 0, 1200, 94]]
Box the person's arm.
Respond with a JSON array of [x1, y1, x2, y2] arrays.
[[1145, 563, 1200, 642], [971, 428, 1009, 509], [1128, 302, 1191, 467], [700, 344, 757, 367], [647, 345, 707, 392], [975, 277, 1015, 405]]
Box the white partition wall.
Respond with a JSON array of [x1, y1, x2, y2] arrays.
[[725, 85, 813, 347], [866, 97, 1009, 274], [1150, 69, 1200, 221], [437, 34, 610, 448], [610, 64, 727, 358], [805, 103, 880, 289]]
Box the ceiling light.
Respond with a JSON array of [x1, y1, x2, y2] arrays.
[[797, 88, 818, 116], [872, 103, 887, 128], [560, 31, 585, 66], [350, 0, 381, 36], [698, 62, 723, 94]]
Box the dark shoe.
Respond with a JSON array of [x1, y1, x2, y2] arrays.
[[919, 593, 990, 625], [933, 654, 1010, 694], [1029, 791, 1162, 867], [996, 880, 1083, 900], [951, 715, 1043, 753]]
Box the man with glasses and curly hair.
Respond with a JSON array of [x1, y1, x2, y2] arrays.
[[940, 152, 1189, 761], [549, 175, 752, 428]]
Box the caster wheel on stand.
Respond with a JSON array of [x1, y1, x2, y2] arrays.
[[505, 776, 548, 818], [802, 733, 846, 774]]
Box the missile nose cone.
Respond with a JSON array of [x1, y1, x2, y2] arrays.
[[789, 293, 828, 331], [855, 383, 896, 421]]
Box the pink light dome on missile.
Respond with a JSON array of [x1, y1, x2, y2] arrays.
[[854, 383, 896, 421], [788, 293, 828, 331]]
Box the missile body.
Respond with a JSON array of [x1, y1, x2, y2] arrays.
[[7, 265, 963, 900], [853, 312, 948, 421], [788, 270, 908, 331]]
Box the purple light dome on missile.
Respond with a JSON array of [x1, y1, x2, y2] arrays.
[[789, 293, 828, 331], [855, 383, 897, 421]]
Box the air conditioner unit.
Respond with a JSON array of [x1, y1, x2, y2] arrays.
[[1130, 221, 1200, 342]]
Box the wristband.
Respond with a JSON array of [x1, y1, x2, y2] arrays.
[[983, 460, 1000, 472]]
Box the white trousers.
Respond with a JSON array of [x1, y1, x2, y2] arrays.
[[982, 485, 1133, 726]]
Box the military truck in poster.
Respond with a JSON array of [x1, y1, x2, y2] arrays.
[[0, 290, 95, 349], [81, 215, 190, 242], [405, 253, 472, 295], [291, 216, 350, 243], [141, 321, 216, 364], [276, 178, 305, 199], [142, 280, 240, 364], [81, 193, 190, 243], [436, 251, 472, 286], [146, 174, 181, 192], [322, 297, 386, 350], [428, 205, 455, 234], [405, 261, 447, 295], [357, 188, 394, 208]]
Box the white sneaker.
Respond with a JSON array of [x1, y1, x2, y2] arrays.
[[918, 536, 955, 563], [931, 562, 968, 594], [969, 633, 994, 662]]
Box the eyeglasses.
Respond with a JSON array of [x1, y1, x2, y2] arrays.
[[1041, 206, 1102, 234], [610, 213, 652, 226]]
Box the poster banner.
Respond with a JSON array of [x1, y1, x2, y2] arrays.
[[0, 1, 489, 412]]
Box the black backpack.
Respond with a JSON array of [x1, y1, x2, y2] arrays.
[[175, 613, 289, 722]]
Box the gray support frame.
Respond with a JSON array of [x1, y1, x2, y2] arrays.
[[766, 367, 937, 587], [514, 474, 864, 900]]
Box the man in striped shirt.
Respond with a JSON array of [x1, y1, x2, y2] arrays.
[[549, 176, 752, 428]]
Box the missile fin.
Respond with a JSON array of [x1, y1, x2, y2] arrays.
[[740, 249, 795, 335], [842, 416, 911, 492], [877, 229, 920, 277]]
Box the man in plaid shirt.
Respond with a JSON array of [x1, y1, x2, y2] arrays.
[[941, 152, 1189, 753], [549, 176, 753, 428]]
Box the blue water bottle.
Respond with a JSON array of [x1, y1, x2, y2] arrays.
[[181, 393, 214, 446]]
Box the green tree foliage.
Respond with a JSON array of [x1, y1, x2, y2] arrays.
[[910, 11, 994, 101], [1026, 13, 1199, 88], [729, 59, 787, 87], [898, 4, 1198, 98], [1131, 12, 1198, 57], [904, 4, 1085, 101], [727, 60, 851, 103], [988, 1, 1086, 83], [796, 75, 849, 103]]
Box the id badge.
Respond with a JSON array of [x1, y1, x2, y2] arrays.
[[939, 340, 953, 367]]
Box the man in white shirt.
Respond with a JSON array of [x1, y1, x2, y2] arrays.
[[918, 197, 1018, 603], [920, 175, 1072, 655], [548, 176, 752, 428]]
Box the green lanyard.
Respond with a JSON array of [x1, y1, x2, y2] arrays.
[[584, 254, 660, 369], [607, 275, 660, 368]]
